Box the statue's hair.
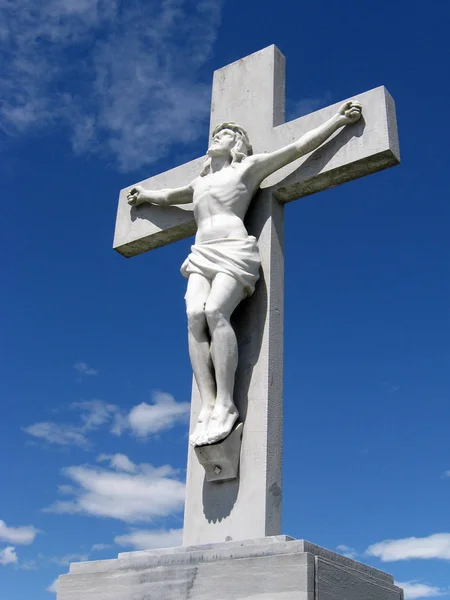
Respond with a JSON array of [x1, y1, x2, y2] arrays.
[[200, 122, 253, 177]]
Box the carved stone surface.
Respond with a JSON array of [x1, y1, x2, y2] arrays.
[[57, 537, 404, 600], [110, 45, 400, 548], [113, 86, 399, 258], [182, 46, 399, 547], [126, 87, 363, 450], [195, 422, 243, 482]]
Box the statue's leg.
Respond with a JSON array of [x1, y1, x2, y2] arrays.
[[185, 273, 216, 446], [203, 273, 245, 444]]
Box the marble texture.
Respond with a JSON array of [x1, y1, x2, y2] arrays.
[[113, 66, 399, 258], [127, 101, 362, 449], [194, 422, 243, 482], [111, 45, 400, 548], [57, 537, 404, 600]]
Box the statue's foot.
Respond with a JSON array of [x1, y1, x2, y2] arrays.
[[189, 422, 208, 446], [205, 403, 239, 445], [189, 405, 214, 446]]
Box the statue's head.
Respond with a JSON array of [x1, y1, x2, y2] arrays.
[[200, 122, 252, 176]]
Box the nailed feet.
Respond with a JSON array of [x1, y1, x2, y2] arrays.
[[189, 401, 239, 446], [189, 404, 214, 446]]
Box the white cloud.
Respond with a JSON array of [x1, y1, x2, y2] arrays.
[[114, 392, 190, 439], [0, 546, 18, 566], [336, 544, 358, 559], [0, 520, 39, 545], [72, 400, 117, 429], [23, 393, 187, 448], [397, 581, 445, 599], [115, 528, 183, 550], [45, 454, 185, 522], [47, 577, 59, 594], [23, 400, 117, 448], [0, 0, 223, 171], [441, 471, 450, 479], [74, 362, 98, 376], [98, 453, 137, 473], [366, 533, 450, 561]]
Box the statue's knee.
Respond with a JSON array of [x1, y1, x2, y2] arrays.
[[187, 307, 205, 333], [205, 304, 226, 328]]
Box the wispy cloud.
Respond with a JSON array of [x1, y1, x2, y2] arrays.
[[23, 400, 116, 448], [0, 519, 39, 545], [22, 421, 90, 448], [72, 400, 117, 429], [366, 533, 450, 561], [0, 0, 224, 171], [23, 393, 188, 448], [19, 559, 38, 571], [115, 528, 183, 550], [50, 553, 89, 566], [396, 581, 446, 600], [45, 454, 185, 522], [91, 543, 112, 552], [74, 362, 98, 377], [0, 546, 18, 566], [336, 544, 358, 560], [441, 471, 450, 479]]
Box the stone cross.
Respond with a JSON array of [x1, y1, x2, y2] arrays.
[[114, 45, 399, 547]]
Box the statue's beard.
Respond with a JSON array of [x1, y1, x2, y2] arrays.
[[207, 145, 230, 157]]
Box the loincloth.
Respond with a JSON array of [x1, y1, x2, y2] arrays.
[[181, 236, 261, 297]]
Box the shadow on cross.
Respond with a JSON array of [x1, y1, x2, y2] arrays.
[[126, 123, 363, 522], [127, 118, 366, 241], [201, 189, 273, 522], [268, 116, 366, 200], [129, 203, 195, 241]]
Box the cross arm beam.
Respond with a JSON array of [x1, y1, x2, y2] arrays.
[[263, 86, 399, 202], [113, 86, 399, 258], [113, 156, 203, 257]]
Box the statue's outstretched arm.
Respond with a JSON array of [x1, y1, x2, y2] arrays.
[[127, 181, 195, 207], [247, 101, 362, 185]]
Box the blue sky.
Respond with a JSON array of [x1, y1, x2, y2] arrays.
[[1, 0, 449, 597]]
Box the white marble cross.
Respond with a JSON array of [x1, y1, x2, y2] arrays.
[[114, 45, 399, 547]]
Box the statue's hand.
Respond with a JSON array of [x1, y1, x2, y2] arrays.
[[337, 101, 362, 125], [127, 185, 148, 207], [127, 186, 168, 207]]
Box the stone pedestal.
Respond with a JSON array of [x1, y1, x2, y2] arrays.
[[57, 536, 403, 600]]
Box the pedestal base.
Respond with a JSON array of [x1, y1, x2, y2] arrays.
[[58, 536, 403, 600]]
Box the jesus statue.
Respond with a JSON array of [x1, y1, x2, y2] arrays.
[[127, 100, 362, 447]]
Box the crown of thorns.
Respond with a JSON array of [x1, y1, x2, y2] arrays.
[[211, 122, 253, 155]]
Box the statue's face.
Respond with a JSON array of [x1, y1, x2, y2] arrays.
[[207, 128, 236, 157]]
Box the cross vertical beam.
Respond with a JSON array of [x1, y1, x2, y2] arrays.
[[112, 45, 399, 547], [183, 47, 286, 545]]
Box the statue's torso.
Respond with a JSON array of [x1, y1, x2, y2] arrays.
[[192, 165, 255, 243]]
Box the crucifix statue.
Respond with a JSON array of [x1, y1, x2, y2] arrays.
[[114, 46, 399, 547], [127, 102, 362, 447]]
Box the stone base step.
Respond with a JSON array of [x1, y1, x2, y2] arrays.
[[58, 536, 403, 600]]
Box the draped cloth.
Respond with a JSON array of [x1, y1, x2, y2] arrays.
[[181, 236, 261, 297]]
